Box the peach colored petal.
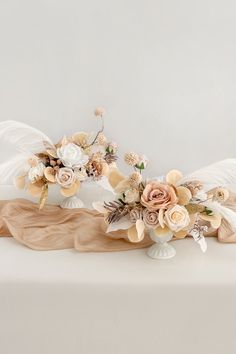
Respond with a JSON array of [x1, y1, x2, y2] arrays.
[[158, 208, 165, 228], [200, 213, 222, 229], [108, 168, 126, 189], [135, 219, 145, 240], [101, 162, 110, 176], [60, 181, 80, 197], [166, 170, 183, 186], [128, 225, 144, 243], [176, 186, 192, 205], [154, 225, 171, 236], [115, 179, 130, 193], [174, 230, 188, 239], [14, 176, 25, 189], [44, 167, 56, 183], [28, 181, 44, 197]]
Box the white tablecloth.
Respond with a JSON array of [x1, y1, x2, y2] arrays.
[[1, 236, 236, 354]]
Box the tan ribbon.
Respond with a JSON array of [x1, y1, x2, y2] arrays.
[[0, 193, 236, 252]]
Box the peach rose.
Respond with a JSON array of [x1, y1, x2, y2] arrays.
[[141, 182, 178, 211]]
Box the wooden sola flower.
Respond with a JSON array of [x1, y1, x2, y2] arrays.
[[0, 107, 119, 209], [93, 155, 236, 253]]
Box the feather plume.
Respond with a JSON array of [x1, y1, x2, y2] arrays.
[[180, 159, 236, 190], [0, 121, 54, 184], [202, 200, 236, 230]]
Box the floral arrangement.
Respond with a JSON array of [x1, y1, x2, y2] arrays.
[[94, 152, 236, 253], [13, 107, 118, 209]]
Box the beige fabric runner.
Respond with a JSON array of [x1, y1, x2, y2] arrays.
[[0, 195, 236, 251], [0, 199, 152, 251]]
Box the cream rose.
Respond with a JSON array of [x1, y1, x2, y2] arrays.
[[143, 209, 159, 228], [28, 162, 45, 182], [164, 205, 190, 232], [141, 181, 178, 211], [57, 143, 89, 168], [56, 168, 76, 188]]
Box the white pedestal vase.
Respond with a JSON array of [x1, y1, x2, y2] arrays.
[[60, 196, 84, 209], [147, 228, 176, 260]]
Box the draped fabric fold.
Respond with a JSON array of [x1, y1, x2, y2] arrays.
[[0, 195, 236, 252], [0, 199, 152, 251]]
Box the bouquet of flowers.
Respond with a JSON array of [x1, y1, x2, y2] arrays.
[[94, 152, 236, 257], [0, 107, 118, 209]]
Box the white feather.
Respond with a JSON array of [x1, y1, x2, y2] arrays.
[[180, 159, 236, 190], [202, 200, 236, 230], [0, 120, 54, 184]]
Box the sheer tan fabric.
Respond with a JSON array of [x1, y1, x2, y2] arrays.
[[0, 194, 236, 252], [0, 199, 152, 251]]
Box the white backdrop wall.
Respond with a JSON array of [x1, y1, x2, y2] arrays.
[[0, 0, 236, 177]]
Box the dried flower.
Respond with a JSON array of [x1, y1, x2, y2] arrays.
[[94, 107, 105, 117], [128, 172, 142, 186], [97, 133, 107, 146], [183, 181, 203, 197], [104, 200, 129, 223], [72, 132, 89, 148], [124, 152, 139, 166], [74, 167, 88, 181], [213, 187, 229, 203], [28, 162, 45, 182], [104, 152, 118, 164], [124, 188, 140, 203], [87, 160, 103, 178]]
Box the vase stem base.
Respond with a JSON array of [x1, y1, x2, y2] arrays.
[[147, 242, 176, 260], [60, 196, 84, 209]]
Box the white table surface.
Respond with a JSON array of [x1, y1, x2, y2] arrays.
[[1, 236, 236, 354]]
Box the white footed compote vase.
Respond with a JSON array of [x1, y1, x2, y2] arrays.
[[147, 228, 176, 260], [60, 195, 84, 209]]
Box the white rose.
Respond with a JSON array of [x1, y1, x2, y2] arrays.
[[57, 143, 89, 168], [164, 205, 190, 232], [124, 188, 140, 203], [28, 162, 45, 182]]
